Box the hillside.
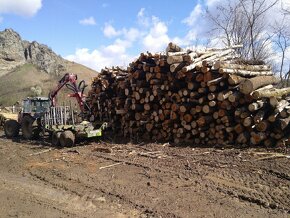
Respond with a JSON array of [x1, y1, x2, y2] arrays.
[[0, 29, 97, 106], [0, 63, 96, 106]]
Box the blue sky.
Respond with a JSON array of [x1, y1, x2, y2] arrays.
[[0, 0, 213, 70], [0, 0, 192, 54], [0, 0, 289, 71]]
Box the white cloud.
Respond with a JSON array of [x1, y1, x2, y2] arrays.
[[66, 38, 133, 71], [103, 23, 122, 38], [71, 19, 144, 71], [69, 10, 179, 70], [205, 0, 222, 7], [137, 8, 150, 27], [68, 0, 290, 73], [142, 16, 170, 52], [103, 38, 131, 55], [69, 2, 230, 70], [79, 16, 96, 26], [69, 7, 207, 71], [138, 8, 145, 17], [0, 0, 42, 17], [182, 4, 203, 26], [66, 48, 111, 71], [103, 23, 142, 42], [181, 3, 212, 45], [124, 28, 141, 42], [137, 7, 173, 51], [184, 29, 198, 42]]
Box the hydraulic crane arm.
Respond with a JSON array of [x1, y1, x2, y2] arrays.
[[49, 73, 88, 112]]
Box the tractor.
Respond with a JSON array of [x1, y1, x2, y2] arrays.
[[4, 73, 107, 147], [4, 97, 50, 139]]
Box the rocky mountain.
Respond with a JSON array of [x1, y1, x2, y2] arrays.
[[0, 28, 68, 76], [0, 28, 97, 106]]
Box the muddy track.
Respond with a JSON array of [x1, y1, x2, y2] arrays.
[[90, 146, 290, 213], [0, 131, 289, 217]]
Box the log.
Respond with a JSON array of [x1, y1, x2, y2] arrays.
[[252, 87, 290, 99], [254, 110, 266, 124], [228, 92, 242, 103], [209, 100, 217, 107], [170, 62, 186, 73], [239, 76, 278, 95], [256, 120, 269, 132], [207, 77, 224, 86], [280, 109, 288, 118], [216, 62, 271, 71], [243, 117, 253, 127], [167, 55, 184, 64], [217, 90, 233, 101], [234, 124, 245, 134], [248, 100, 264, 112], [275, 100, 289, 113], [277, 117, 290, 130], [250, 132, 267, 145], [208, 93, 216, 101], [202, 105, 211, 114], [237, 132, 250, 144], [183, 52, 198, 62], [167, 51, 187, 56], [181, 62, 200, 73], [219, 68, 273, 76], [166, 42, 183, 53], [269, 96, 279, 107], [268, 112, 279, 123], [228, 74, 246, 86]]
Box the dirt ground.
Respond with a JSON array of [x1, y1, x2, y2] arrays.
[[0, 131, 289, 218]]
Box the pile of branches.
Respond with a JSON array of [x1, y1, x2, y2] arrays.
[[86, 43, 290, 146]]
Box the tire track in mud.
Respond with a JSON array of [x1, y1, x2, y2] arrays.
[[207, 175, 290, 213], [31, 148, 286, 217], [93, 149, 290, 215], [91, 152, 201, 177], [0, 172, 103, 217], [204, 166, 290, 214], [1, 133, 290, 218], [26, 146, 207, 217], [28, 169, 175, 218], [267, 169, 290, 181], [89, 148, 290, 215]]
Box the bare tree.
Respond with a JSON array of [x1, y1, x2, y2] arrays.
[[206, 0, 278, 61], [272, 18, 290, 86]]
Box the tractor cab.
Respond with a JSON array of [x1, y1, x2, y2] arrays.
[[20, 97, 51, 121]]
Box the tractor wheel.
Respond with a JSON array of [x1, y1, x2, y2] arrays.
[[22, 116, 35, 139], [4, 120, 20, 138], [59, 130, 75, 147], [51, 131, 62, 147]]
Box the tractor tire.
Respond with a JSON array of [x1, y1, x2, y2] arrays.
[[4, 120, 20, 138], [51, 131, 62, 147], [22, 116, 35, 140], [59, 130, 75, 147]]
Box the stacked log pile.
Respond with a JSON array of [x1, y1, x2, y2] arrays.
[[87, 43, 290, 146]]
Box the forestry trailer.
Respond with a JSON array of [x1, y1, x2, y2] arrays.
[[4, 73, 107, 147]]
